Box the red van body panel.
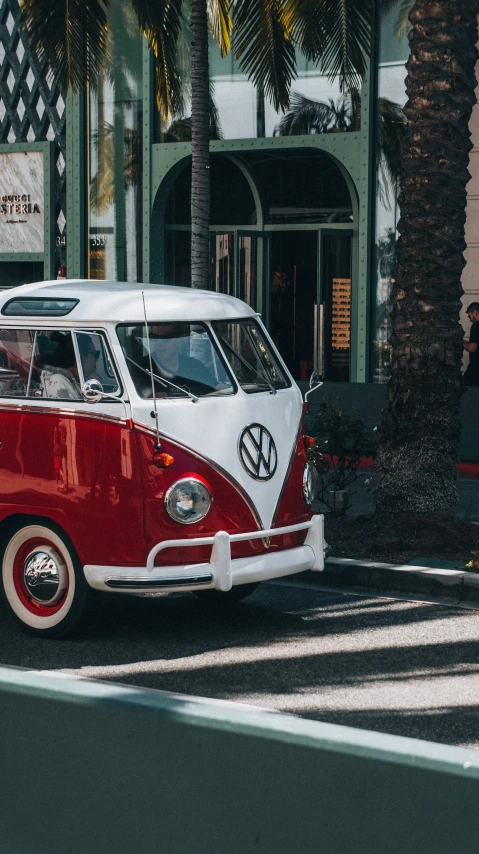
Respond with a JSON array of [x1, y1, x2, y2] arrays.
[[0, 410, 312, 569], [0, 408, 145, 566], [136, 425, 312, 568]]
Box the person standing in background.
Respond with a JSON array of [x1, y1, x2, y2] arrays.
[[463, 302, 479, 386]]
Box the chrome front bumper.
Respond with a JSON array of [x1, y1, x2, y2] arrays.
[[83, 515, 324, 594]]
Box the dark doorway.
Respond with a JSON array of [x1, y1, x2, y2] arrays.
[[0, 262, 44, 290], [270, 232, 317, 381], [321, 233, 352, 382]]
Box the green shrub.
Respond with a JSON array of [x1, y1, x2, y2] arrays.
[[308, 398, 376, 512]]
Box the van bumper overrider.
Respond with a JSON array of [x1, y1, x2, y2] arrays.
[[83, 515, 324, 594]]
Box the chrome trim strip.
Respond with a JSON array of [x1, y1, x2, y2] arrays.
[[0, 402, 128, 427], [135, 423, 264, 530], [105, 573, 214, 589]]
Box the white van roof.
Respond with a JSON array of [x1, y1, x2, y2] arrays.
[[0, 279, 257, 323]]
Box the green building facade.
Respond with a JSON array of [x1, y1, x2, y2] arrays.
[[0, 0, 409, 390]]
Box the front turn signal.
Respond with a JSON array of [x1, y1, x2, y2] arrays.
[[152, 452, 175, 469], [304, 435, 317, 449]]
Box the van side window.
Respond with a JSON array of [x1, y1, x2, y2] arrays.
[[0, 329, 120, 401], [75, 332, 120, 395], [0, 328, 35, 397], [35, 331, 82, 400]]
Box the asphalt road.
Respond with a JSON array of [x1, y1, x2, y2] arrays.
[[2, 579, 479, 749]]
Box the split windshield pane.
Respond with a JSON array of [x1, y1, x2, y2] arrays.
[[211, 319, 290, 393], [117, 322, 235, 398]]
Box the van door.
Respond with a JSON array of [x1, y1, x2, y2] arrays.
[[0, 326, 144, 568]]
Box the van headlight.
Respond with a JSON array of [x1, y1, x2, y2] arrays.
[[164, 478, 212, 524], [303, 463, 320, 504]]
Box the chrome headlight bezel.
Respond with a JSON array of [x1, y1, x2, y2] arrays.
[[302, 462, 320, 505], [164, 478, 213, 525]]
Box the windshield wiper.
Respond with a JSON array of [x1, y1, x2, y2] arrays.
[[219, 336, 276, 394], [125, 355, 198, 403]]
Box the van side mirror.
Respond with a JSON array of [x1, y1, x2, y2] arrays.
[[304, 372, 323, 404], [81, 379, 104, 404]]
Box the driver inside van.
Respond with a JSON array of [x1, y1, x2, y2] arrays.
[[146, 324, 219, 392], [41, 333, 100, 400]]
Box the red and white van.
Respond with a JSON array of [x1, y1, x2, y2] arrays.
[[0, 280, 324, 637]]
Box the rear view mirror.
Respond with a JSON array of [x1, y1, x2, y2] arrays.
[[81, 379, 104, 404]]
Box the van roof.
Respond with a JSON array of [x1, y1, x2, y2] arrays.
[[0, 279, 258, 323]]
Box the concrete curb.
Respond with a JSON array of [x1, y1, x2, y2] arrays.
[[304, 557, 479, 610]]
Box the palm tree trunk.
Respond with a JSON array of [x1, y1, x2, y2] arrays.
[[191, 0, 210, 289], [374, 0, 479, 515]]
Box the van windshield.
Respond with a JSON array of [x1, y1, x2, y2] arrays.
[[211, 319, 290, 393], [117, 322, 235, 398]]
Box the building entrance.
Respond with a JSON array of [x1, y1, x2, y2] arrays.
[[268, 230, 352, 383], [270, 232, 317, 381], [320, 233, 352, 382]]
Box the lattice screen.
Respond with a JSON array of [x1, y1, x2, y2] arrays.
[[0, 0, 66, 268]]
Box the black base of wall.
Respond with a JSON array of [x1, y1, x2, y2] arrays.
[[299, 381, 479, 463]]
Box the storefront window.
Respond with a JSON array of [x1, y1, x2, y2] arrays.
[[373, 8, 409, 382], [89, 4, 143, 281], [156, 31, 360, 144]]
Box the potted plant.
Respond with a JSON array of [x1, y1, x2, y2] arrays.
[[308, 399, 376, 514]]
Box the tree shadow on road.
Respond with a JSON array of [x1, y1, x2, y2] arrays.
[[0, 582, 477, 747]]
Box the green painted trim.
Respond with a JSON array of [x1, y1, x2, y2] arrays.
[[350, 58, 376, 383], [151, 132, 362, 203], [0, 142, 51, 154], [43, 141, 55, 279], [165, 222, 354, 232], [0, 253, 44, 262], [0, 141, 54, 280], [66, 91, 86, 279], [142, 40, 153, 282]]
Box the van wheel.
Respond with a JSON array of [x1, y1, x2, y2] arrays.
[[1, 522, 88, 638], [194, 582, 259, 605]]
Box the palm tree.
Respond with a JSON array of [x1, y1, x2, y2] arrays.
[[374, 0, 479, 515], [20, 0, 379, 290], [275, 90, 406, 199]]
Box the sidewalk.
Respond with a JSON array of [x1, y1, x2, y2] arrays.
[[295, 470, 479, 609]]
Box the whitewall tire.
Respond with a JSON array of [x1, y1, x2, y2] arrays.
[[1, 522, 88, 638]]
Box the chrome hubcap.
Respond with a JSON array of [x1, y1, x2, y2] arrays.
[[23, 549, 65, 605]]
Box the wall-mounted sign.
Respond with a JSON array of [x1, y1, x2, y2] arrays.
[[0, 151, 44, 253]]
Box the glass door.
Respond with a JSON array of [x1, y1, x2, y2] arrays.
[[319, 232, 352, 382], [269, 231, 318, 381], [210, 232, 234, 294]]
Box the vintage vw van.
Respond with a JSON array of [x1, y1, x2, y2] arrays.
[[0, 280, 324, 637]]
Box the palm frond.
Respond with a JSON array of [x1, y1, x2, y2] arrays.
[[276, 92, 338, 135], [130, 0, 183, 120], [233, 0, 296, 112], [158, 87, 223, 142], [21, 0, 109, 94], [377, 96, 407, 188], [286, 0, 373, 92], [90, 120, 142, 214], [208, 0, 232, 57], [379, 0, 413, 38]]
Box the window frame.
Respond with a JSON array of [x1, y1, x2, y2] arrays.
[[210, 317, 292, 394], [116, 320, 238, 400], [0, 326, 123, 403]]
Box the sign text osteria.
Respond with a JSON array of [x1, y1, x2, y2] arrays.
[[0, 194, 41, 216], [0, 151, 44, 253]]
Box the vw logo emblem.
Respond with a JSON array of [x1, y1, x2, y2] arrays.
[[238, 424, 278, 481]]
